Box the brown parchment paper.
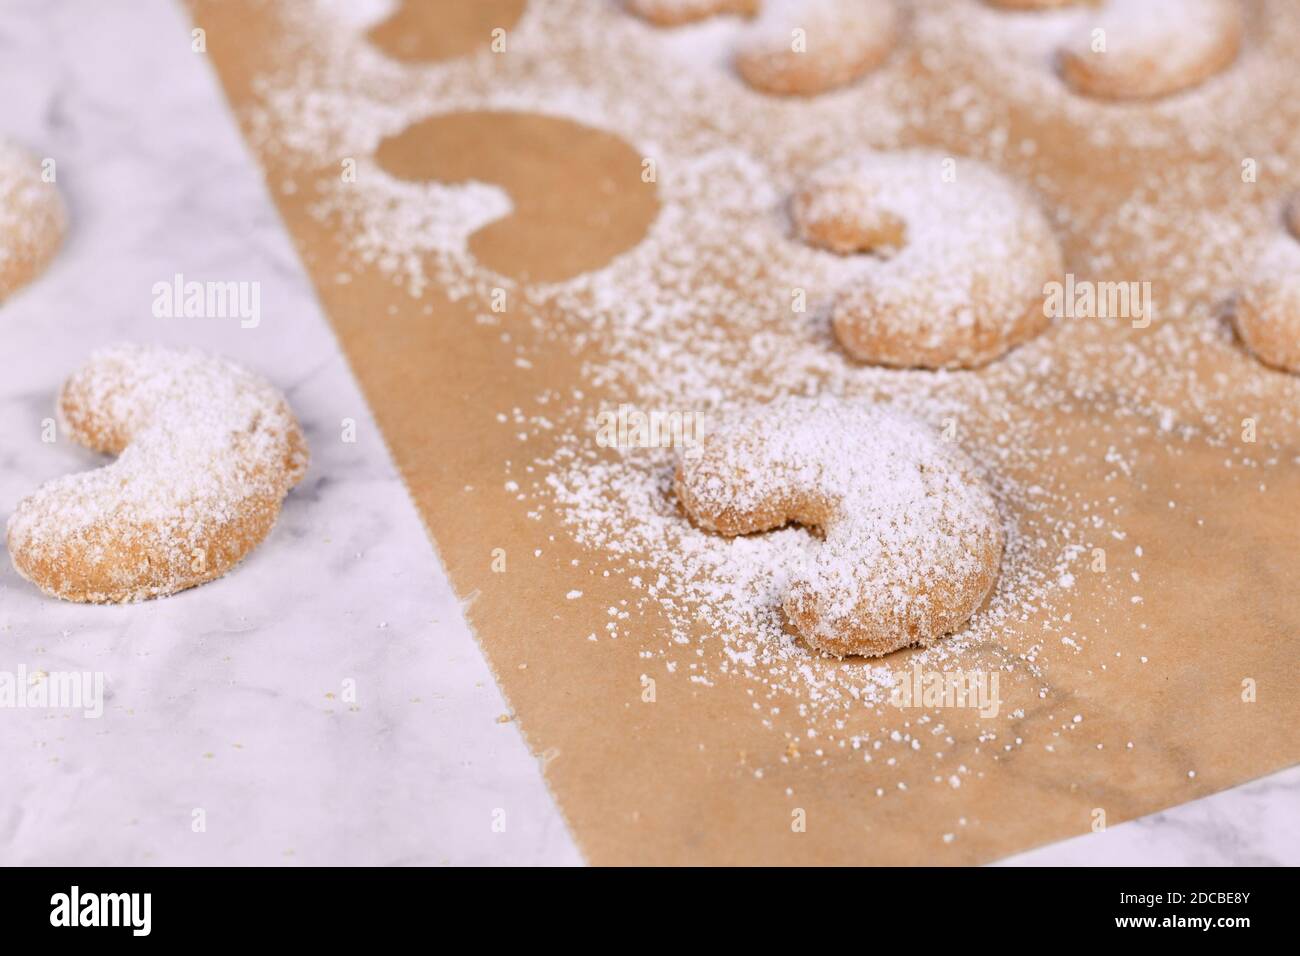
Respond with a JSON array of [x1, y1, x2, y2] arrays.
[[188, 0, 1299, 864]]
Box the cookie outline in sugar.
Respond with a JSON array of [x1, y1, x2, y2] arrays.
[[365, 0, 530, 64], [373, 110, 661, 284]]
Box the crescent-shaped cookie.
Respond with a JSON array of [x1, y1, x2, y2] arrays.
[[1234, 201, 1300, 374], [675, 397, 1004, 657], [7, 344, 309, 603], [791, 150, 1063, 369], [735, 0, 899, 97], [1058, 0, 1243, 101], [0, 140, 65, 303], [626, 0, 758, 27], [985, 0, 1081, 9]]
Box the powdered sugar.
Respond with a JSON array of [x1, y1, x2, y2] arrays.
[[7, 344, 308, 602], [735, 0, 899, 95], [233, 0, 1300, 746], [674, 396, 1004, 656], [1233, 227, 1300, 372], [791, 149, 1061, 366], [626, 0, 757, 28], [1059, 0, 1242, 101], [1061, 0, 1239, 75]]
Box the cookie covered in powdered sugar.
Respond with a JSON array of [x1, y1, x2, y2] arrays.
[[1233, 200, 1300, 375], [625, 0, 757, 27], [735, 0, 899, 97], [0, 139, 65, 303], [985, 0, 1081, 9], [7, 344, 309, 603], [1058, 0, 1242, 102], [791, 150, 1063, 369], [674, 396, 1004, 657]]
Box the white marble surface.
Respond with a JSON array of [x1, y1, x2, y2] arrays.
[[0, 0, 1293, 866]]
